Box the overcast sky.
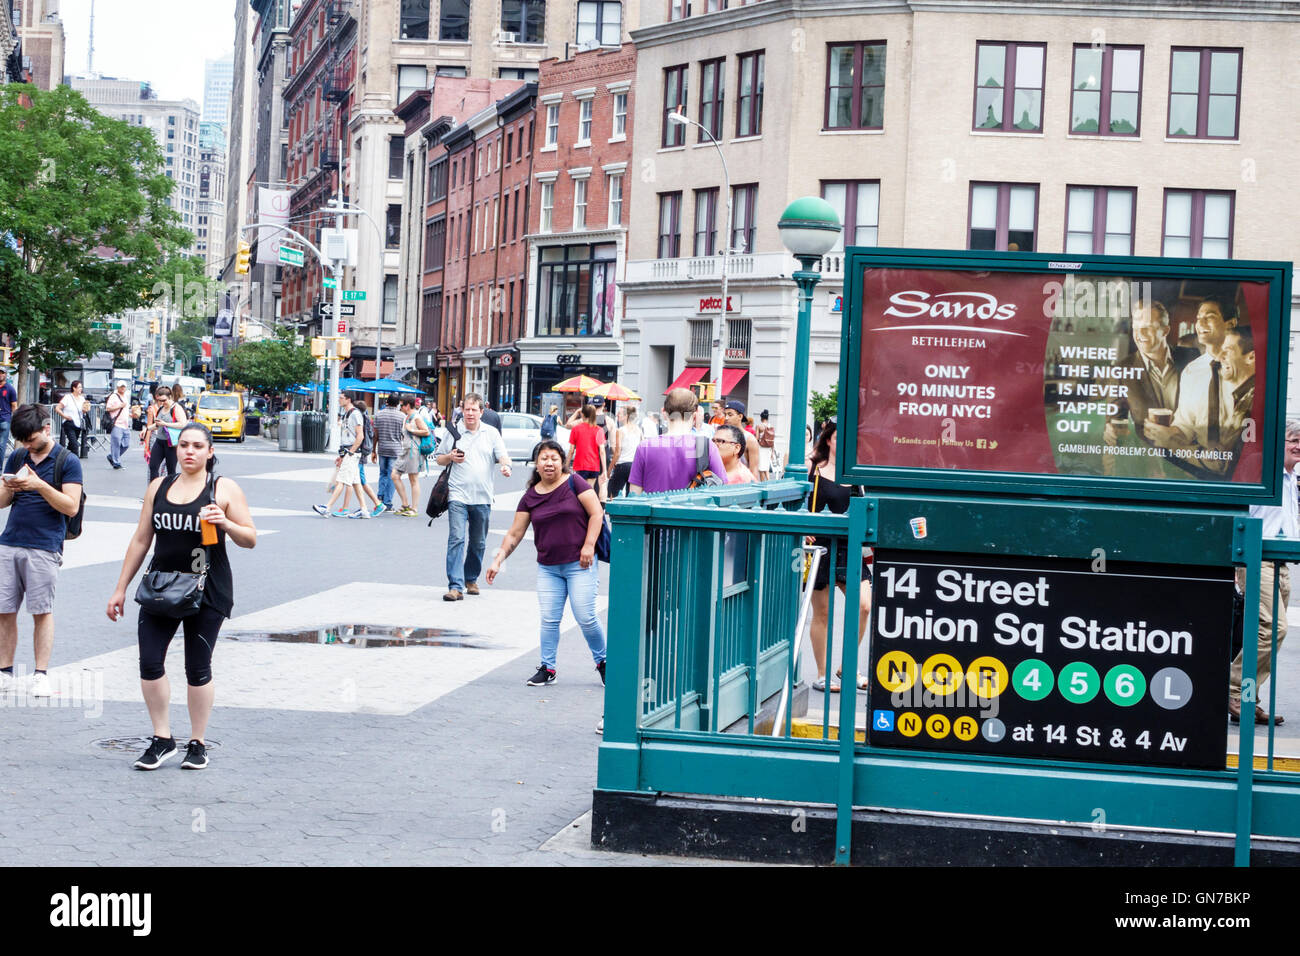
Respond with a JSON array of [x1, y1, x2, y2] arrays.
[[60, 0, 238, 104]]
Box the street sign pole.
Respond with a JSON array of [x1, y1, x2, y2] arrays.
[[327, 149, 345, 452]]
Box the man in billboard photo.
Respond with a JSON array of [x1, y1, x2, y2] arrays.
[[1105, 298, 1198, 446], [1143, 295, 1248, 478]]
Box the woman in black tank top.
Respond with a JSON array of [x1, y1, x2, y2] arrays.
[[805, 420, 873, 694], [107, 423, 258, 771]]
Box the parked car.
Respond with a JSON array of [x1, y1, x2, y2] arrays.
[[495, 412, 569, 463]]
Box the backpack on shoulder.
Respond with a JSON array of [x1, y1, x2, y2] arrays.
[[688, 434, 725, 489], [359, 410, 375, 455]]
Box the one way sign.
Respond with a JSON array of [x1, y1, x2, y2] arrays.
[[318, 302, 356, 317]]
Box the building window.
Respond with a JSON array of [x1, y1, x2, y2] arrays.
[[388, 136, 405, 179], [383, 275, 399, 325], [969, 182, 1038, 251], [699, 58, 725, 142], [572, 178, 589, 230], [386, 204, 402, 248], [736, 52, 764, 138], [425, 217, 447, 271], [577, 1, 621, 45], [540, 182, 555, 233], [731, 184, 757, 253], [397, 65, 427, 105], [973, 42, 1045, 132], [1168, 48, 1241, 139], [825, 42, 885, 130], [658, 192, 682, 257], [578, 99, 593, 143], [607, 172, 623, 225], [545, 103, 560, 146], [501, 0, 545, 43], [498, 67, 538, 81], [1163, 189, 1233, 258], [820, 180, 879, 249], [437, 65, 469, 77], [668, 0, 690, 20], [400, 0, 430, 38], [514, 186, 522, 238], [428, 158, 448, 202], [501, 192, 511, 242], [536, 243, 618, 336], [1070, 45, 1141, 136], [1065, 186, 1135, 255], [613, 92, 628, 137], [662, 65, 688, 147], [440, 0, 470, 40], [693, 188, 718, 256]]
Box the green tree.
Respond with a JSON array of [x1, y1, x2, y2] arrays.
[[225, 331, 318, 395], [809, 383, 838, 428], [0, 83, 194, 397]]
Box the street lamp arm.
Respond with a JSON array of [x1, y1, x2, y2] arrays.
[[239, 222, 338, 277]]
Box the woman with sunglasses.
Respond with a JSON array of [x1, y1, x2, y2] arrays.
[[712, 424, 755, 484]]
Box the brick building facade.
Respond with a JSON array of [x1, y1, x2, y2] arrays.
[[521, 45, 634, 415]]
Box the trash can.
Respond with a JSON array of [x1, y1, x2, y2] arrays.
[[278, 411, 303, 452], [245, 415, 262, 437], [301, 412, 326, 454]]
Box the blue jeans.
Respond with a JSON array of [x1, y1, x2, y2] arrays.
[[536, 560, 606, 669], [446, 501, 490, 591], [0, 422, 9, 462], [109, 426, 131, 465], [377, 456, 397, 507]]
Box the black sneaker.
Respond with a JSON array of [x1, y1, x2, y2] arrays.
[[133, 736, 177, 771], [596, 659, 606, 685], [181, 739, 208, 770], [527, 664, 556, 686]]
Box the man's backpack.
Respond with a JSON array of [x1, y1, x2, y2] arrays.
[[360, 410, 375, 455], [688, 434, 725, 489], [12, 447, 86, 540], [426, 422, 461, 524]]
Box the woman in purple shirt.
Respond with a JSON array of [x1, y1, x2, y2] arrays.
[[486, 440, 607, 688]]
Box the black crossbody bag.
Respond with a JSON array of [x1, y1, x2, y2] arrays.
[[134, 475, 214, 618]]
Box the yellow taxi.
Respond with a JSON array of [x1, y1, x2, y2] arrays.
[[195, 391, 246, 442]]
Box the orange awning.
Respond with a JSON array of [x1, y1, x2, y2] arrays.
[[361, 360, 394, 377]]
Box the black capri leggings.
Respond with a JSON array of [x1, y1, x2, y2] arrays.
[[148, 438, 177, 481], [607, 461, 633, 498], [138, 605, 226, 686]]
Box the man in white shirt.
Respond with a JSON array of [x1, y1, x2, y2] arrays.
[[435, 393, 511, 601], [1229, 420, 1300, 725], [105, 382, 131, 469], [1146, 298, 1237, 451]]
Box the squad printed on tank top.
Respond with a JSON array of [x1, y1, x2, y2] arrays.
[[149, 474, 234, 617]]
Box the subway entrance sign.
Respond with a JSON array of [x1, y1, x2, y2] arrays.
[[866, 551, 1233, 770]]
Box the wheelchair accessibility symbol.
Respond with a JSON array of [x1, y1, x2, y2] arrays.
[[872, 710, 895, 732]]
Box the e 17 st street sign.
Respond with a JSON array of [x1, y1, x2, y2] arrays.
[[342, 290, 366, 301]]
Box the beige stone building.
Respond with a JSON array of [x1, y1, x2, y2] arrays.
[[12, 0, 64, 91], [621, 0, 1300, 434]]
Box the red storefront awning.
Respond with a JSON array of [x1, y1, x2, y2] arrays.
[[360, 360, 394, 377], [663, 367, 748, 395]]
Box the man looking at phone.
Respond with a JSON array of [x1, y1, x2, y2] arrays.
[[0, 405, 83, 698], [435, 393, 511, 601]]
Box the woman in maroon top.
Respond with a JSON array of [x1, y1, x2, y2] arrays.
[[487, 440, 607, 688], [567, 404, 607, 484]]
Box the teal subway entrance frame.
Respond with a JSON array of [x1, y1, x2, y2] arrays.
[[597, 485, 1300, 865]]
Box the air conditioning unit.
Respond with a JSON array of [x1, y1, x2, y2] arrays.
[[578, 38, 601, 52], [499, 31, 517, 43]]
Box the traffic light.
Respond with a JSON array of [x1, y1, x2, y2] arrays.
[[149, 318, 160, 334], [236, 240, 251, 275], [238, 321, 248, 339]]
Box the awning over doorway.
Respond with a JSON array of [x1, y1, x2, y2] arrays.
[[664, 367, 748, 395], [360, 360, 394, 377]]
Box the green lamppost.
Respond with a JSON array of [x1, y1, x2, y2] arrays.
[[778, 197, 842, 474]]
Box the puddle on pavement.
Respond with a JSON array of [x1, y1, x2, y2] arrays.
[[222, 624, 495, 650], [94, 736, 221, 752]]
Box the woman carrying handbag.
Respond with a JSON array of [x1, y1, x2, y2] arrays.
[[106, 423, 257, 771]]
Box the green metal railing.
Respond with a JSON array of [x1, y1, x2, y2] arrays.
[[599, 483, 1300, 866]]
